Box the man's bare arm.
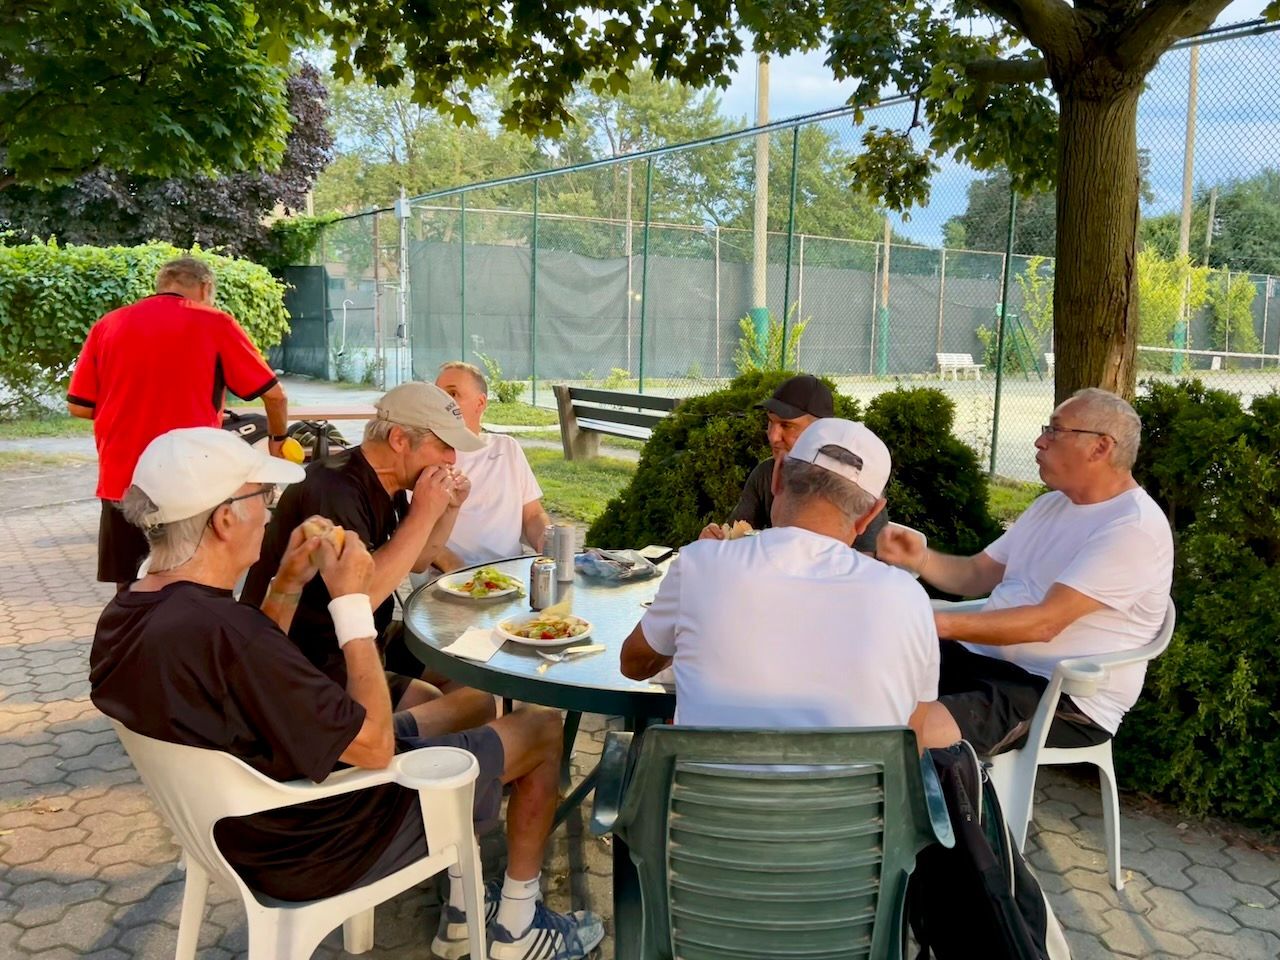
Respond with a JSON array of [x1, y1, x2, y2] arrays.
[[620, 622, 671, 680], [68, 401, 94, 420], [934, 582, 1106, 646], [521, 499, 551, 553], [918, 549, 1007, 598]]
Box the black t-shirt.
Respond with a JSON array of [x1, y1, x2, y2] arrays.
[[89, 581, 416, 901], [731, 457, 888, 553], [241, 447, 409, 684]]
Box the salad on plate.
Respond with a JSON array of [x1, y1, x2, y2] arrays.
[[440, 567, 525, 599], [500, 613, 591, 642]]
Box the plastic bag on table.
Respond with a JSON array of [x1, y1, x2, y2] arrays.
[[574, 548, 659, 581]]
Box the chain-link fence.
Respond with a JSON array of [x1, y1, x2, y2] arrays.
[[298, 19, 1280, 481]]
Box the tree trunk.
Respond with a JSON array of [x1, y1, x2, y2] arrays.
[[1052, 77, 1143, 404]]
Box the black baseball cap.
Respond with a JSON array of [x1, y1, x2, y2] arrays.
[[757, 374, 834, 420]]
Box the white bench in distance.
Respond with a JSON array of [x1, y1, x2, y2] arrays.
[[936, 353, 985, 381]]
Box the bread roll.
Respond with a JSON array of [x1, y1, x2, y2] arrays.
[[719, 520, 754, 540], [301, 517, 346, 554]]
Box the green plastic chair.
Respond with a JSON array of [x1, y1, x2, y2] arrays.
[[590, 726, 954, 960]]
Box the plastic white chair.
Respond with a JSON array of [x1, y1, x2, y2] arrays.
[[883, 522, 927, 578], [110, 720, 486, 959], [935, 599, 1176, 891]]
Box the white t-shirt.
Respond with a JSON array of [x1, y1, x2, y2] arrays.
[[640, 527, 939, 728], [447, 434, 543, 567], [964, 487, 1173, 733]]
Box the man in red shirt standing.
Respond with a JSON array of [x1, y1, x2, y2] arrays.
[[67, 257, 289, 586]]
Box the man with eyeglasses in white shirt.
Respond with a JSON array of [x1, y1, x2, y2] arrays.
[[878, 388, 1173, 758]]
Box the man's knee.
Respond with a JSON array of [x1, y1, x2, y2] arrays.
[[511, 704, 563, 754], [914, 700, 964, 751]]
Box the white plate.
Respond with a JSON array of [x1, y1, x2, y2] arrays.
[[496, 614, 594, 647], [436, 573, 519, 600]]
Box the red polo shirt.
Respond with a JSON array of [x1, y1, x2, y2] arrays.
[[67, 293, 278, 501]]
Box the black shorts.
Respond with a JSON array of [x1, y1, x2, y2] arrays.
[[97, 500, 149, 584], [937, 641, 1112, 757], [351, 725, 506, 891]]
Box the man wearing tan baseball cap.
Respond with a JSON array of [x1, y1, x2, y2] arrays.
[[243, 381, 491, 724]]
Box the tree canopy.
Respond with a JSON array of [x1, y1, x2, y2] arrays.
[[1142, 168, 1280, 276], [300, 0, 1279, 399], [0, 64, 332, 258], [0, 1, 312, 191]]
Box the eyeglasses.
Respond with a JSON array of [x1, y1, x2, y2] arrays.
[[1040, 424, 1112, 441], [222, 484, 279, 509]]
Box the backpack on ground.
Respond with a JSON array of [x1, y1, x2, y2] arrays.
[[906, 741, 1071, 960]]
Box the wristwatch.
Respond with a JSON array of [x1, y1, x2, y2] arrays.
[[269, 434, 288, 442]]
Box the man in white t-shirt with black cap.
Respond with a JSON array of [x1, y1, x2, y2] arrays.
[[621, 418, 938, 731]]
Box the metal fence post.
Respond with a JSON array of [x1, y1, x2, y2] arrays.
[[989, 188, 1017, 476], [714, 225, 721, 379], [530, 180, 539, 405], [781, 127, 800, 367], [638, 158, 653, 394], [459, 193, 467, 362]]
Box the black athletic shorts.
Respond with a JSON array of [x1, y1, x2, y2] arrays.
[[97, 500, 149, 584], [350, 724, 507, 891], [937, 641, 1112, 757]]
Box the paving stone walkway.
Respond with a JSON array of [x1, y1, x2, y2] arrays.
[[2, 493, 1278, 958]]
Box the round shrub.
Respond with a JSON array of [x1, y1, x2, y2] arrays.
[[1117, 380, 1280, 826], [587, 372, 1001, 557]]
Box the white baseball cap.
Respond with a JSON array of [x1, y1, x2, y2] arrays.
[[374, 382, 484, 452], [786, 418, 892, 498], [131, 427, 305, 525]]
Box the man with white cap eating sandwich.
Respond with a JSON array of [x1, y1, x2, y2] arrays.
[[90, 427, 605, 960], [622, 418, 938, 732]]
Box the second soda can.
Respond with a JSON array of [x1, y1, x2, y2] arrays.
[[529, 558, 556, 610], [553, 523, 575, 581]]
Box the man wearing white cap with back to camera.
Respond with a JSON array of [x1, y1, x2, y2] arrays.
[[621, 418, 938, 733], [91, 428, 605, 960]]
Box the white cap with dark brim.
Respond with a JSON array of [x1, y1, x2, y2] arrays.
[[131, 427, 305, 525], [785, 418, 892, 498]]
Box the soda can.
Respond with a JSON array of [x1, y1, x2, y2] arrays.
[[542, 524, 557, 557], [529, 558, 556, 610], [554, 523, 576, 582]]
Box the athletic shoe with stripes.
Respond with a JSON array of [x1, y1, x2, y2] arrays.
[[488, 901, 605, 960], [431, 878, 502, 959]]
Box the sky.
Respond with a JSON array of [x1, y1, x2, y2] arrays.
[[709, 1, 1277, 246]]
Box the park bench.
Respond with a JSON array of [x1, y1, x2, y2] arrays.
[[553, 385, 679, 461], [1045, 352, 1055, 375], [936, 353, 985, 381]]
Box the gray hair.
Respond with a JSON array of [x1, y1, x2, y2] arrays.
[[155, 257, 214, 292], [119, 486, 248, 573], [363, 419, 436, 447], [1067, 388, 1142, 470], [438, 360, 488, 396], [778, 458, 879, 523]]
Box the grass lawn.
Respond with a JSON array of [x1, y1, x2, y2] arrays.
[[0, 415, 94, 439], [524, 448, 635, 524], [988, 477, 1045, 527], [484, 402, 559, 427], [0, 451, 94, 470], [520, 429, 645, 452]]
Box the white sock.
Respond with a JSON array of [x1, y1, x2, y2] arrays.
[[495, 872, 541, 935], [446, 864, 466, 911]]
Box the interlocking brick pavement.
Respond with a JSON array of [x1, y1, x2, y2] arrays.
[[1, 488, 1278, 958]]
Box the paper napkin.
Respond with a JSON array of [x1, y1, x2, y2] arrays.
[[440, 627, 504, 662]]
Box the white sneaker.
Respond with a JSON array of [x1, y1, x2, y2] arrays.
[[487, 902, 605, 960]]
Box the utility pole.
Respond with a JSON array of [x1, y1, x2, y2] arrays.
[[750, 54, 770, 352], [1203, 186, 1218, 258]]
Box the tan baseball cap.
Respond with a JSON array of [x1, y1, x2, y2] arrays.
[[374, 382, 484, 452]]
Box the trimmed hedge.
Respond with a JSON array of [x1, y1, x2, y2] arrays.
[[586, 372, 1001, 556], [1117, 380, 1280, 826], [0, 239, 289, 410]]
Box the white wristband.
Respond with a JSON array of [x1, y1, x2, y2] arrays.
[[328, 594, 376, 648]]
